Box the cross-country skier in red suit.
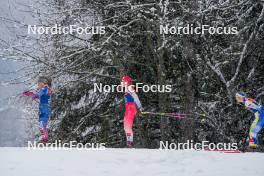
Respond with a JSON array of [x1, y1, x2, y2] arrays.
[[121, 75, 144, 147]]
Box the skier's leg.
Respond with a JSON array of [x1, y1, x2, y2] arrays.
[[43, 121, 48, 142], [39, 121, 46, 142], [124, 110, 134, 144], [39, 112, 49, 143], [249, 112, 264, 148], [124, 104, 137, 146]]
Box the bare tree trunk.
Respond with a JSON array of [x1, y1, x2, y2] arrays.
[[145, 19, 168, 142], [182, 73, 195, 142], [157, 54, 168, 142]]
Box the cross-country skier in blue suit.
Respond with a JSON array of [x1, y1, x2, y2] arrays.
[[236, 92, 264, 148], [22, 76, 53, 143]]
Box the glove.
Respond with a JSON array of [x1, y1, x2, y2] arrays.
[[22, 91, 35, 97]]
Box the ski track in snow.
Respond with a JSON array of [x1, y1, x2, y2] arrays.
[[0, 148, 264, 176]]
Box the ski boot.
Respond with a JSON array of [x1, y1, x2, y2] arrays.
[[127, 141, 133, 148], [40, 128, 49, 144], [246, 137, 257, 152], [249, 138, 257, 148]]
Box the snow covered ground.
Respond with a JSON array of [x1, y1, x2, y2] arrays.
[[1, 148, 264, 176]]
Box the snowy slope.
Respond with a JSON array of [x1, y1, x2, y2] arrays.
[[1, 148, 263, 176]]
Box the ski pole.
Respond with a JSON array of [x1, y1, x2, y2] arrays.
[[141, 111, 207, 119], [141, 111, 186, 119], [141, 111, 215, 126]]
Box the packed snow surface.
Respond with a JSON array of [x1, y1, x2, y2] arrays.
[[1, 148, 264, 176]]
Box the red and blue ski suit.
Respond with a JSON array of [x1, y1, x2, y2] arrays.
[[124, 89, 142, 143], [243, 98, 264, 145], [23, 86, 52, 142]]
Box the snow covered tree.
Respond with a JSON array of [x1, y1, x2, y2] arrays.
[[1, 0, 263, 150]]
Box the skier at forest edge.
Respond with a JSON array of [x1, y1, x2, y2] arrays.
[[121, 75, 144, 147], [22, 76, 53, 143], [235, 92, 264, 149]]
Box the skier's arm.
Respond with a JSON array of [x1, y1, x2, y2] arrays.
[[22, 91, 36, 98]]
